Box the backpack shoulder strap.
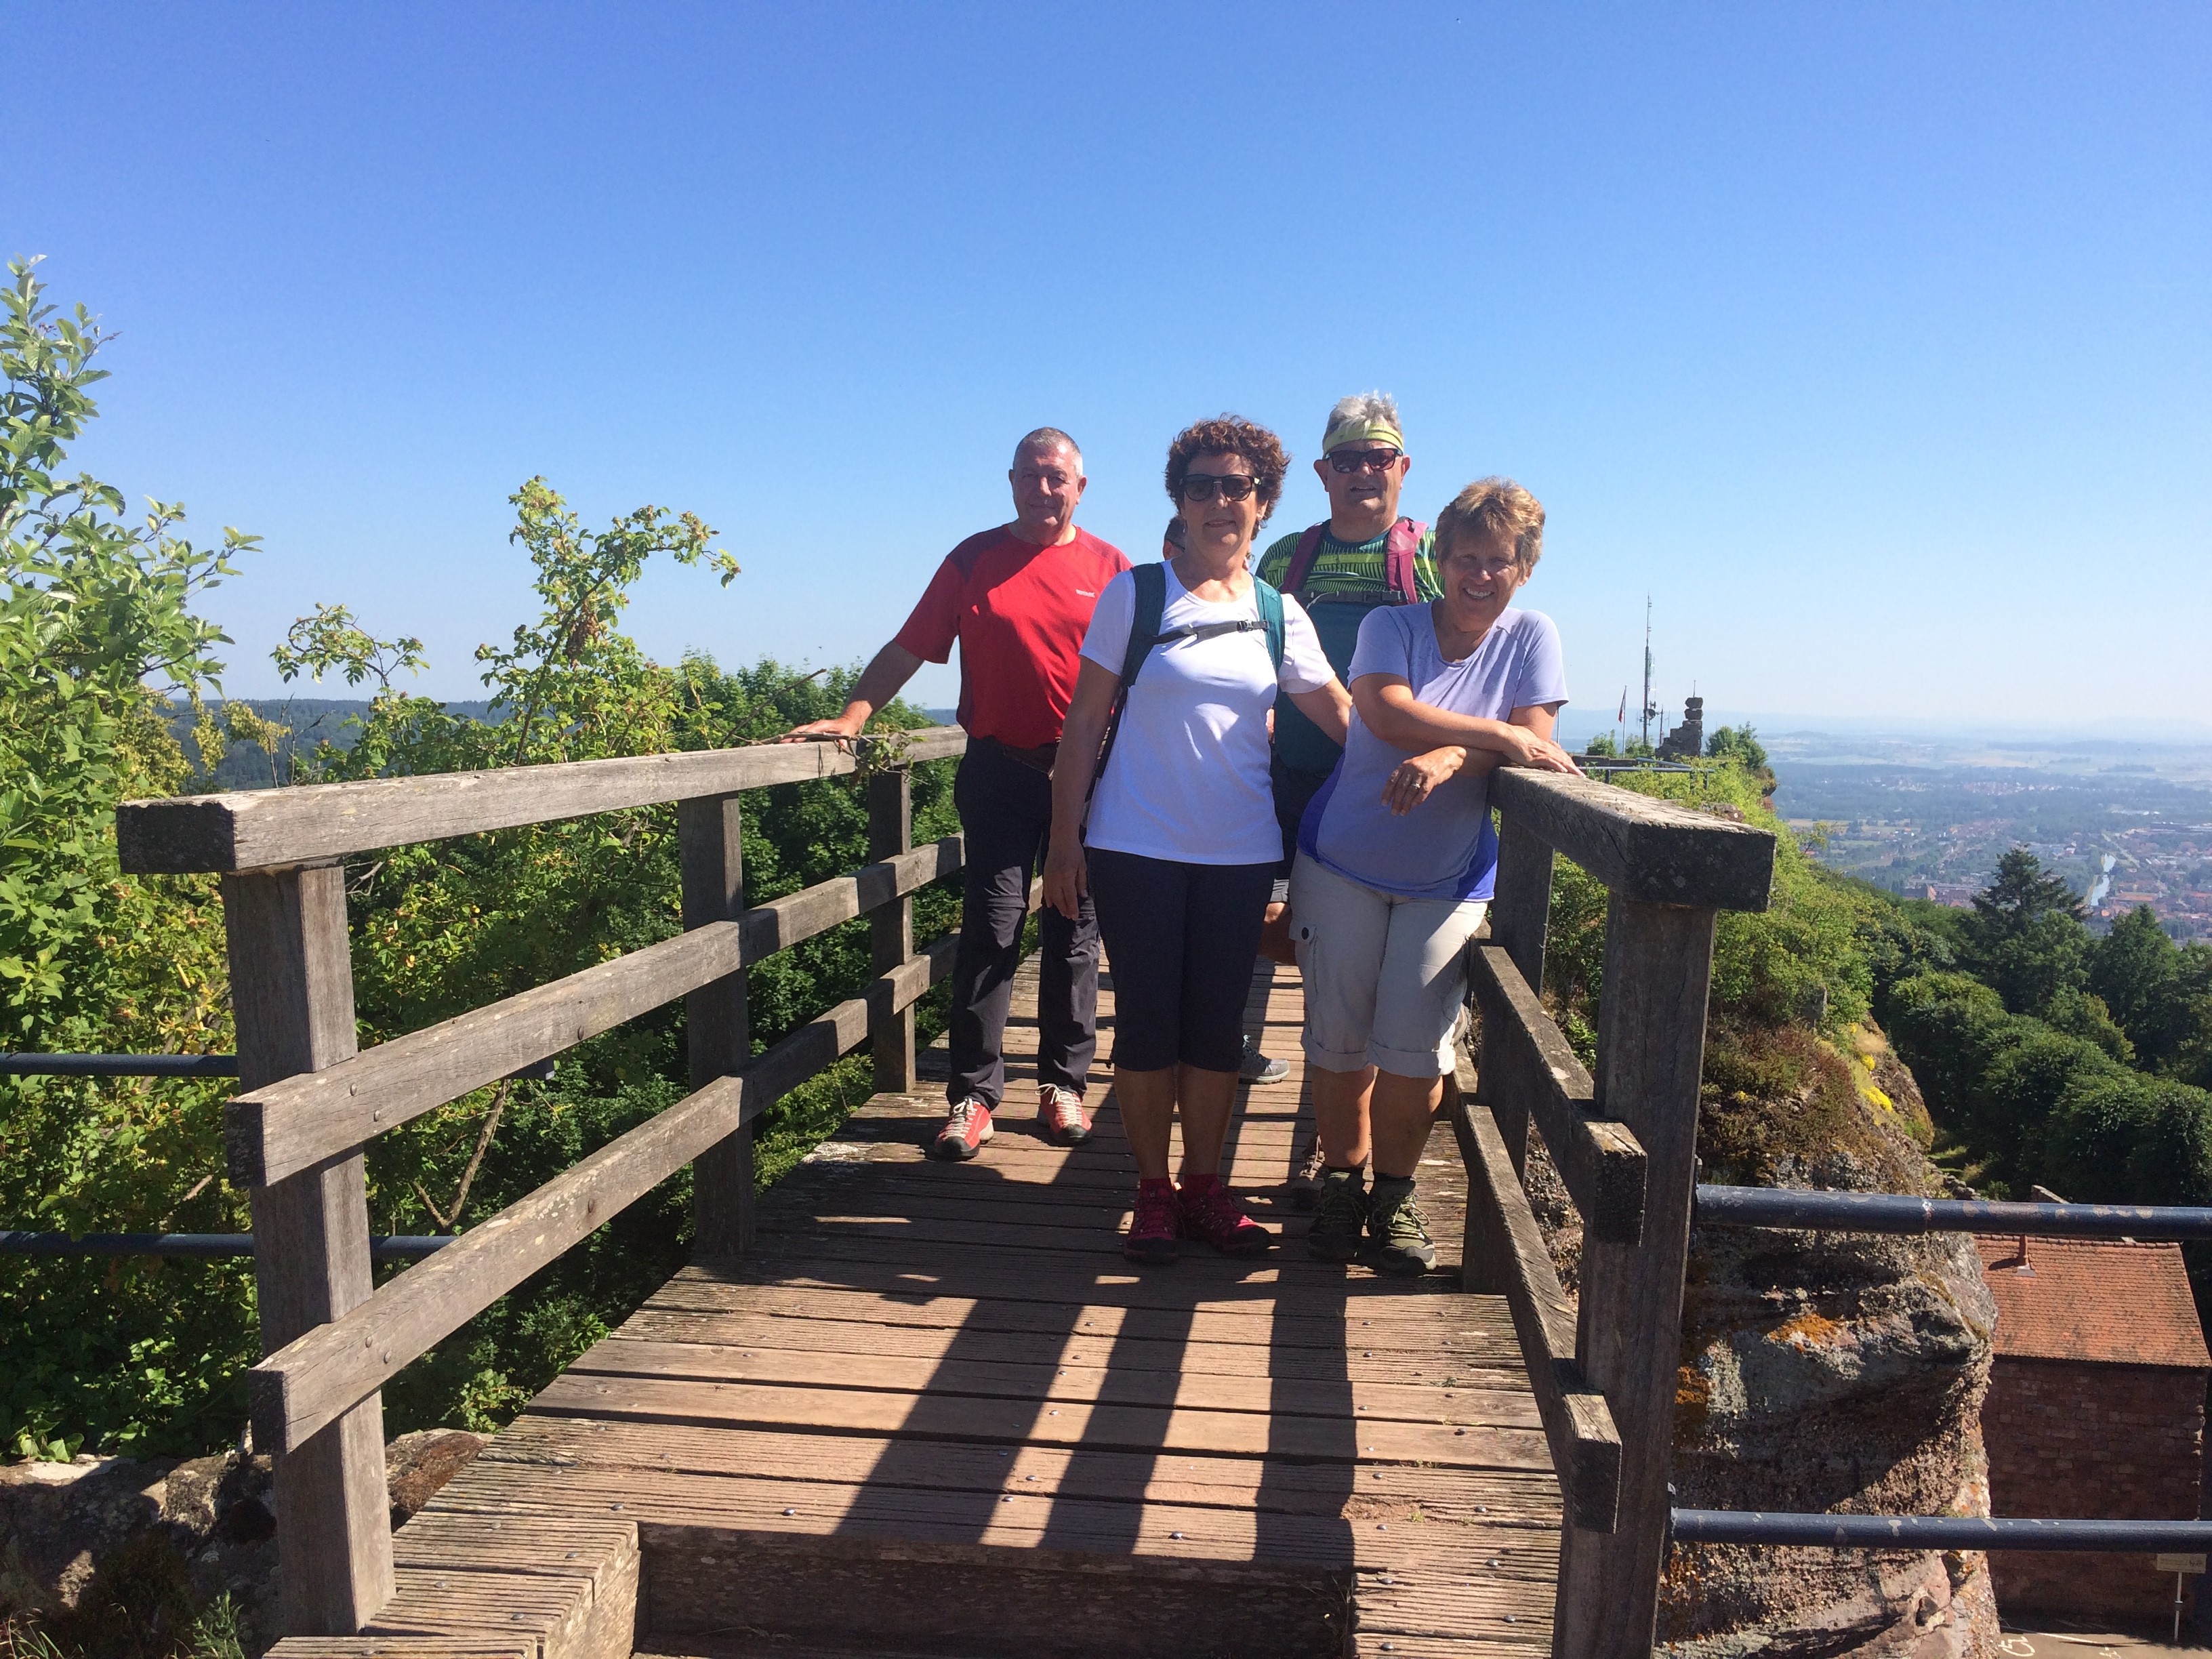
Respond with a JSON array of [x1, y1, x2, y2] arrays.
[[1252, 578, 1286, 672], [1282, 523, 1330, 594], [1118, 562, 1168, 689], [1387, 517, 1427, 605]]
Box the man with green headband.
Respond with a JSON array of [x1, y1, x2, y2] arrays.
[[1252, 392, 1441, 1162]]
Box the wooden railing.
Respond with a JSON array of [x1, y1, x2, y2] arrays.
[[115, 727, 971, 1636], [1450, 768, 1777, 1659]]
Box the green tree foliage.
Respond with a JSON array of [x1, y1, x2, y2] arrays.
[[1704, 723, 1776, 796], [1961, 846, 2091, 1018], [2087, 905, 2212, 1083], [1, 262, 958, 1457]]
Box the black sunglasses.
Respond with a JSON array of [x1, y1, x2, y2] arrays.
[[1181, 472, 1259, 504], [1328, 447, 1402, 474]]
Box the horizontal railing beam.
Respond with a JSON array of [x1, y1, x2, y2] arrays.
[[1490, 769, 1776, 912], [1468, 945, 1646, 1244], [118, 727, 967, 875], [247, 933, 959, 1455], [1673, 1510, 2212, 1551], [1456, 1095, 1622, 1532], [1696, 1184, 2212, 1241], [229, 836, 965, 1187], [0, 1232, 449, 1261]]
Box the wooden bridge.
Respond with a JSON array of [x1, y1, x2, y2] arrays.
[[116, 729, 1775, 1658]]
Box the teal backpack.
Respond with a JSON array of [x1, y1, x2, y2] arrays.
[[1091, 562, 1286, 790]]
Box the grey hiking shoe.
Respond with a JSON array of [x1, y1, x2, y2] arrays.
[[1239, 1036, 1290, 1084], [1306, 1168, 1368, 1263], [1367, 1179, 1437, 1275]]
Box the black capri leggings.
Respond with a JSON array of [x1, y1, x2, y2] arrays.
[[1087, 848, 1276, 1073]]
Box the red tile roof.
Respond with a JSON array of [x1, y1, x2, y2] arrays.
[[1976, 1235, 2211, 1370]]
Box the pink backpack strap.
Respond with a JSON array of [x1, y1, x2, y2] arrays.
[[1282, 522, 1330, 594], [1386, 518, 1428, 605]]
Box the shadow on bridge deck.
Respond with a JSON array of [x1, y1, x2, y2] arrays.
[[409, 956, 1559, 1657]]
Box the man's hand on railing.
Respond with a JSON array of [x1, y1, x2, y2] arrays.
[[780, 712, 865, 747], [1496, 726, 1582, 774]]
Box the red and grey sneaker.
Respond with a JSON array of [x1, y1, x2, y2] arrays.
[[933, 1098, 994, 1161], [1124, 1178, 1181, 1265], [1039, 1084, 1092, 1147], [1177, 1172, 1274, 1256]]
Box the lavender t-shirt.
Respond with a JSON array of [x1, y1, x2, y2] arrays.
[[1298, 605, 1568, 901]]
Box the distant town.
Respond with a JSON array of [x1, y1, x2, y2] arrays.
[[1763, 731, 2212, 941]]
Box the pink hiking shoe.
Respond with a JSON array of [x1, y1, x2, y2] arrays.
[[1124, 1177, 1180, 1265], [1040, 1084, 1092, 1147], [1177, 1172, 1273, 1256]]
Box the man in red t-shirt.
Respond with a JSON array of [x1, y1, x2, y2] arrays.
[[785, 429, 1130, 1160]]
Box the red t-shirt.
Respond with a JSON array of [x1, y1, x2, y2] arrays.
[[893, 526, 1131, 749]]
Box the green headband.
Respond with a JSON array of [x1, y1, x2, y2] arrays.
[[1324, 417, 1404, 454]]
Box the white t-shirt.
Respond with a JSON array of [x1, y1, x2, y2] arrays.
[[1080, 561, 1334, 865]]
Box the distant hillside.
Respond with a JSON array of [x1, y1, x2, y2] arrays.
[[165, 698, 502, 792]]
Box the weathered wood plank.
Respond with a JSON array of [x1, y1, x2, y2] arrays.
[[1555, 897, 1717, 1658], [1467, 945, 1646, 1244], [1456, 1095, 1622, 1536], [681, 793, 752, 1260], [226, 866, 394, 1635], [119, 726, 968, 874], [867, 769, 916, 1092], [249, 939, 957, 1454], [1489, 768, 1775, 912], [229, 837, 964, 1187]]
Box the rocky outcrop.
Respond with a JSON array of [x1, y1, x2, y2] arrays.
[[1, 1427, 483, 1649], [1525, 1019, 2004, 1657]]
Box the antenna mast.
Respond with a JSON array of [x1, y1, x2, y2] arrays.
[[1641, 595, 1655, 750]]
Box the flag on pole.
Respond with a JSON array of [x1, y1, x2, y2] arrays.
[[1617, 688, 1628, 723]]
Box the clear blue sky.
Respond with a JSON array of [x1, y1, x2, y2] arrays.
[[12, 3, 2209, 734]]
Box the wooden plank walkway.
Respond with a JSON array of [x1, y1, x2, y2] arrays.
[[404, 954, 1560, 1657]]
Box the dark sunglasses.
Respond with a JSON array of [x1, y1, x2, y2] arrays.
[[1181, 472, 1259, 504], [1328, 447, 1402, 474]]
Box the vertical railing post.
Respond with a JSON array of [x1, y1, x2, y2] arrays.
[[867, 766, 916, 1094], [1481, 813, 1554, 1177], [681, 792, 753, 1259], [1555, 893, 1719, 1659], [224, 864, 393, 1634]]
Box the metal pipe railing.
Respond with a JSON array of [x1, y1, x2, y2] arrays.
[[1, 1052, 240, 1077], [1674, 1509, 2212, 1552], [1695, 1183, 2212, 1242]]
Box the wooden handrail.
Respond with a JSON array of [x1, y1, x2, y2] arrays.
[[1488, 769, 1775, 911], [228, 836, 966, 1186], [1460, 768, 1778, 1659], [247, 931, 965, 1456], [117, 726, 967, 874], [1466, 945, 1645, 1244]]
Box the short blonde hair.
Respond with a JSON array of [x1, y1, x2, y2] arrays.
[[1436, 477, 1544, 575]]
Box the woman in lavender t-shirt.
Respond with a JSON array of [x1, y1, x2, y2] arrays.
[[1288, 478, 1581, 1274]]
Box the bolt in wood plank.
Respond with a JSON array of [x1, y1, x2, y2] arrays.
[[224, 865, 394, 1634], [119, 727, 968, 874], [867, 768, 915, 1094], [1554, 895, 1717, 1659], [680, 793, 752, 1260]]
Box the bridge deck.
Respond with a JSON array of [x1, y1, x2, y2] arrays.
[[402, 957, 1559, 1656]]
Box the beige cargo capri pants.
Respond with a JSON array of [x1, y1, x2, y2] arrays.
[[1287, 851, 1488, 1076]]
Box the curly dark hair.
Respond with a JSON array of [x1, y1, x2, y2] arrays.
[[1164, 415, 1290, 524]]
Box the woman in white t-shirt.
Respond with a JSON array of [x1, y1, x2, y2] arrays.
[[1044, 416, 1350, 1266]]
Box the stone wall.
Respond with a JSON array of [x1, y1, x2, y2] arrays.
[[1981, 1356, 2206, 1622]]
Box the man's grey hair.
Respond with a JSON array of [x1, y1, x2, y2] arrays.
[[1324, 391, 1402, 446], [1012, 427, 1083, 470]]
